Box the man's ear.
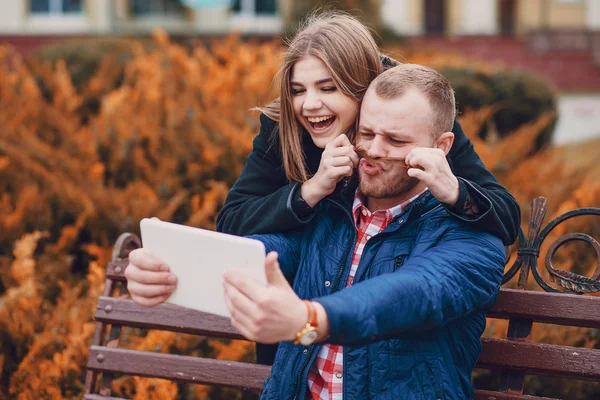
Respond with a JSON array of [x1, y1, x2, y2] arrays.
[[434, 132, 454, 156]]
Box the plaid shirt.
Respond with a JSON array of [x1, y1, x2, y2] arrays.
[[306, 189, 426, 400]]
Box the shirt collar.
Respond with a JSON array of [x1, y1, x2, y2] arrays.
[[352, 188, 428, 227]]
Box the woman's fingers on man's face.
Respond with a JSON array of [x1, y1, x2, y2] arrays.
[[328, 145, 357, 159], [337, 134, 352, 146], [326, 133, 350, 149], [348, 150, 360, 166]]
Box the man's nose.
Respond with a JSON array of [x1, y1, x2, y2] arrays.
[[303, 90, 322, 111], [367, 135, 387, 158]]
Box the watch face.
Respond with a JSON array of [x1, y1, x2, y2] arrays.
[[300, 329, 319, 346]]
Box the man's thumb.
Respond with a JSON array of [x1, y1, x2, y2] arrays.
[[265, 252, 286, 286]]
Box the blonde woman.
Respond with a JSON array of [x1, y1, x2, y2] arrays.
[[217, 12, 519, 245]]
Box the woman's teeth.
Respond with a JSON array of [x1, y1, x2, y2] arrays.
[[307, 115, 333, 123], [307, 115, 335, 130]]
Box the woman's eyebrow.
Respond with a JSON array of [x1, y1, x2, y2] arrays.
[[290, 78, 333, 86], [314, 78, 333, 85]]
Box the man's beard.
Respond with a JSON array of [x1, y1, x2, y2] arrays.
[[358, 166, 420, 199]]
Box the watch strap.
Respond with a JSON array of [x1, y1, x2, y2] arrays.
[[303, 300, 318, 328], [293, 301, 319, 345]]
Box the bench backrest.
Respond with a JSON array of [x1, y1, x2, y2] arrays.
[[84, 197, 600, 400]]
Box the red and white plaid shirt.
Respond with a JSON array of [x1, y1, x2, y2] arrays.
[[306, 188, 426, 400]]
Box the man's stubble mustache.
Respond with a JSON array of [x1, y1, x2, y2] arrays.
[[358, 169, 420, 199]]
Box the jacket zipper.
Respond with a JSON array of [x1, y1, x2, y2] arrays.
[[395, 255, 405, 270], [291, 199, 355, 400], [291, 344, 316, 400]]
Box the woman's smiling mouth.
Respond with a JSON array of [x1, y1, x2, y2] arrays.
[[306, 115, 336, 131]]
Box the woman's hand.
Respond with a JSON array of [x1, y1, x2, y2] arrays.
[[301, 134, 359, 207], [124, 248, 178, 308], [405, 147, 460, 206]]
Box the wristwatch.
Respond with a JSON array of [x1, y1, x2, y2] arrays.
[[294, 300, 319, 346]]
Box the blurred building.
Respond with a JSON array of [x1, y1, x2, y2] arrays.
[[2, 1, 599, 87], [0, 0, 281, 36], [0, 0, 598, 142], [383, 0, 600, 36], [0, 0, 598, 37], [1, 1, 600, 88]]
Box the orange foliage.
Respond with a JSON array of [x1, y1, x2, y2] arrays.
[[0, 32, 597, 399]]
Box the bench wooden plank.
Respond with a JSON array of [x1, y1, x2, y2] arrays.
[[95, 297, 243, 339], [478, 338, 600, 380], [487, 289, 600, 328], [474, 389, 558, 400], [96, 290, 600, 341], [87, 346, 270, 391], [83, 395, 129, 400]]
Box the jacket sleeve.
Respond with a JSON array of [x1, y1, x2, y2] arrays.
[[315, 226, 505, 346], [446, 119, 521, 245], [247, 230, 303, 367], [216, 114, 317, 236], [248, 231, 302, 283]]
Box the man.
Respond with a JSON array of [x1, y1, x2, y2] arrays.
[[126, 64, 505, 399]]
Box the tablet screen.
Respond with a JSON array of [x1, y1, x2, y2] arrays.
[[140, 218, 267, 317]]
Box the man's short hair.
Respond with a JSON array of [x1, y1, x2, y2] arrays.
[[370, 64, 456, 137]]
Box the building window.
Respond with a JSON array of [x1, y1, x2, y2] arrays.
[[232, 0, 277, 15], [130, 0, 187, 16], [30, 0, 83, 14]]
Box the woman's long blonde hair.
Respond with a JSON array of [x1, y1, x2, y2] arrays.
[[262, 12, 383, 182]]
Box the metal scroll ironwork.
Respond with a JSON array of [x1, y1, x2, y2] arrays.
[[502, 196, 600, 294], [498, 197, 600, 394]]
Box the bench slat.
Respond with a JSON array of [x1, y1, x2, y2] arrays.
[[474, 389, 558, 400], [487, 289, 600, 328], [96, 289, 600, 339], [83, 395, 129, 400], [95, 297, 243, 339], [87, 346, 270, 391], [478, 338, 600, 379]]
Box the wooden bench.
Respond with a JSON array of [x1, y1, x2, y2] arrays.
[[84, 197, 600, 399]]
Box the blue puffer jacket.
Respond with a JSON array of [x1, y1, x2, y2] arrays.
[[253, 186, 505, 400]]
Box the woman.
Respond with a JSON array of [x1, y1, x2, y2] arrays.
[[216, 12, 520, 245]]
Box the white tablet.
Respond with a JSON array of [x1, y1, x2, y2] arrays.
[[139, 218, 267, 317]]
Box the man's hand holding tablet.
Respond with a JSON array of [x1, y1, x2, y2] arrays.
[[126, 218, 331, 344], [125, 248, 178, 308], [128, 218, 267, 317]]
